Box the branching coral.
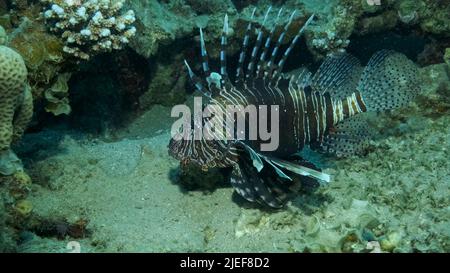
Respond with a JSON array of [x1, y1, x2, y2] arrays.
[[40, 0, 136, 60]]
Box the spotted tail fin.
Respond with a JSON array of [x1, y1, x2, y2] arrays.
[[357, 50, 421, 111]]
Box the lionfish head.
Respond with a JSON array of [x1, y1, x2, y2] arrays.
[[168, 114, 234, 171]]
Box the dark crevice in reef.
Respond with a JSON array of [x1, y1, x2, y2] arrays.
[[348, 30, 427, 64], [28, 49, 151, 135], [231, 0, 263, 11], [68, 50, 150, 134], [417, 37, 450, 66], [141, 36, 195, 107], [281, 36, 317, 72], [349, 21, 450, 67]]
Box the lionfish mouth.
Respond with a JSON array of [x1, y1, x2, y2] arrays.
[[168, 128, 226, 170]]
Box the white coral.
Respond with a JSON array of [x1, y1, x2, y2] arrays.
[[41, 0, 136, 60]]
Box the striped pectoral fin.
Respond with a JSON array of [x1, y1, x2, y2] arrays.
[[231, 157, 285, 208], [232, 142, 288, 208], [232, 143, 333, 208], [230, 163, 257, 203], [265, 156, 331, 185]]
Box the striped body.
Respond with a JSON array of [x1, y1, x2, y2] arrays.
[[211, 77, 367, 160]]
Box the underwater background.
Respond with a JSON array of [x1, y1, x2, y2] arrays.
[[0, 0, 449, 253]]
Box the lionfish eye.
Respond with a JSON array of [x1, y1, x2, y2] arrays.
[[206, 72, 222, 89]]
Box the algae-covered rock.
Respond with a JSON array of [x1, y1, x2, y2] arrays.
[[306, 4, 353, 57], [420, 64, 450, 96], [397, 0, 421, 25], [44, 73, 71, 116], [416, 64, 450, 118], [126, 0, 235, 59], [418, 0, 450, 37], [356, 10, 398, 34], [1, 170, 32, 200], [379, 231, 403, 252], [139, 61, 187, 108], [0, 197, 17, 252], [0, 24, 6, 44], [15, 199, 33, 217], [445, 48, 450, 69]]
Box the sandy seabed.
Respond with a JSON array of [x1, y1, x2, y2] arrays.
[[15, 65, 450, 253]]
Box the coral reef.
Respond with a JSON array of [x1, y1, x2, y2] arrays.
[[0, 33, 33, 176], [4, 8, 67, 117], [304, 0, 450, 59], [126, 0, 232, 59], [306, 4, 353, 57], [127, 0, 309, 59], [127, 0, 312, 106], [356, 10, 398, 35], [41, 0, 136, 60], [416, 0, 450, 37]]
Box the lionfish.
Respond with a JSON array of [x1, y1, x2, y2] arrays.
[[169, 8, 420, 208]]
